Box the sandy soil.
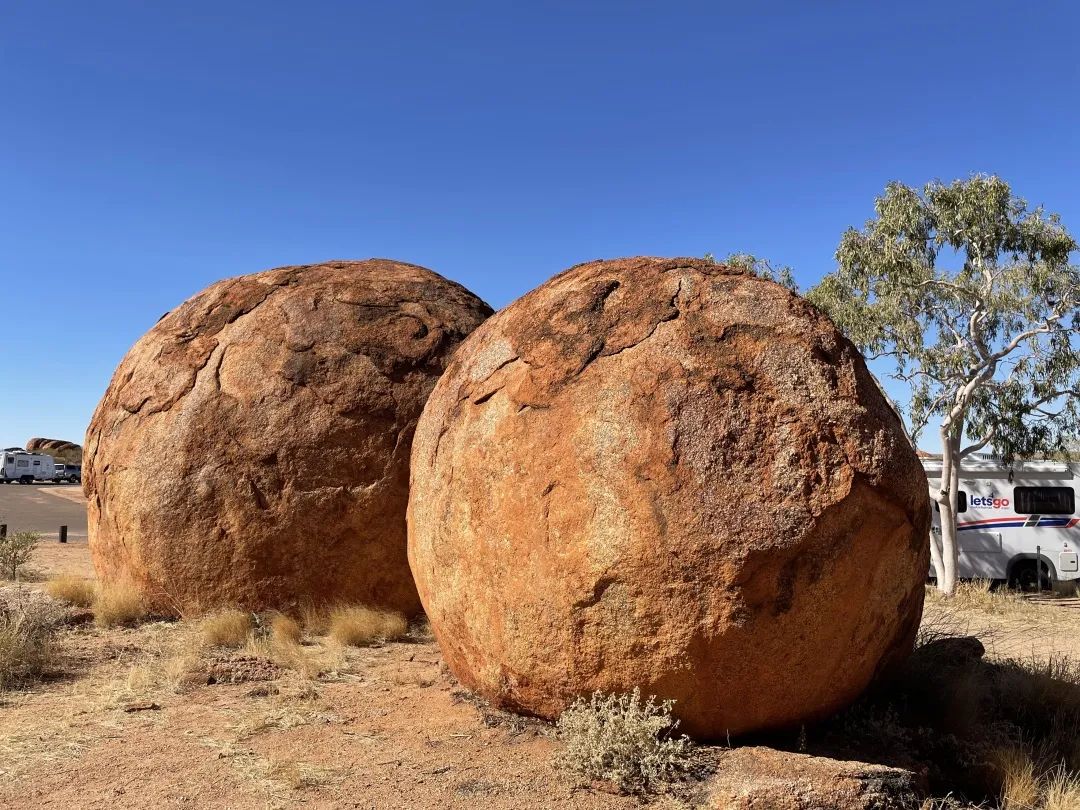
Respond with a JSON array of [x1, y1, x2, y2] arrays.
[[0, 543, 636, 809], [0, 631, 629, 809], [29, 539, 95, 579], [2, 545, 1078, 809], [921, 593, 1080, 661]]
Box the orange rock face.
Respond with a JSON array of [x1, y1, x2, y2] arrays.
[[408, 256, 929, 738], [86, 260, 491, 615]]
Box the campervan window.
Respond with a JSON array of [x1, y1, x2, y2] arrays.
[[1014, 486, 1075, 515], [934, 490, 967, 513]]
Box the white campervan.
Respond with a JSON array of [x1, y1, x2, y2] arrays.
[[0, 448, 57, 484], [923, 455, 1079, 591]]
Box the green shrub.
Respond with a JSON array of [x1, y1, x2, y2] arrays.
[[0, 530, 40, 581], [555, 687, 695, 794]]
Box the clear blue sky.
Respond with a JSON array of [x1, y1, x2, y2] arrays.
[[2, 1, 1077, 450]]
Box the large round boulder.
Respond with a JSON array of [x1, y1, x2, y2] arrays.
[[86, 259, 492, 615], [408, 256, 929, 738]]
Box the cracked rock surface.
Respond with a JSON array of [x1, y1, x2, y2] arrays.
[[408, 256, 930, 738], [85, 259, 492, 615]]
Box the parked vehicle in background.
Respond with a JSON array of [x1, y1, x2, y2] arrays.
[[52, 463, 81, 484], [0, 448, 57, 484], [923, 455, 1078, 592]]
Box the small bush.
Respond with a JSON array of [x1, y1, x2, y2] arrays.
[[327, 606, 408, 647], [0, 592, 63, 689], [201, 609, 253, 648], [93, 580, 149, 628], [270, 614, 301, 646], [0, 531, 41, 581], [45, 575, 96, 607], [555, 688, 695, 794]]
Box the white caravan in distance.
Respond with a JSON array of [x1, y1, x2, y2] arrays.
[[0, 448, 57, 484], [923, 455, 1079, 591]]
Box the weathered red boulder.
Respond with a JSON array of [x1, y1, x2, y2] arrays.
[[86, 259, 491, 615], [408, 256, 929, 738]]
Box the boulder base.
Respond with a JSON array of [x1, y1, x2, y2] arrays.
[[86, 259, 491, 615], [408, 256, 929, 738]]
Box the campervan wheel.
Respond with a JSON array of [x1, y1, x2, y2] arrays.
[[1009, 561, 1053, 593]]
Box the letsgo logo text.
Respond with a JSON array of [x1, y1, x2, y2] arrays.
[[970, 494, 1010, 509]]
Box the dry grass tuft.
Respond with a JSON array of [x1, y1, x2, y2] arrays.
[[555, 687, 696, 795], [327, 606, 408, 647], [1044, 767, 1080, 810], [93, 623, 203, 707], [199, 737, 344, 798], [201, 609, 253, 648], [993, 748, 1080, 809], [996, 746, 1039, 809], [93, 580, 149, 628], [299, 602, 331, 635], [244, 634, 295, 666], [242, 632, 344, 681], [263, 758, 340, 790], [270, 613, 301, 646], [44, 575, 96, 608], [925, 580, 1065, 622], [232, 695, 342, 739]]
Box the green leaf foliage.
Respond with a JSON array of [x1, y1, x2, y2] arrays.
[[808, 175, 1080, 460]]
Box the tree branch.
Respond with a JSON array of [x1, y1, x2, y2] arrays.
[[960, 430, 995, 459], [868, 349, 905, 362], [990, 310, 1068, 363]]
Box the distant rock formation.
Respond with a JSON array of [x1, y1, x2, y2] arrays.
[[408, 256, 930, 739], [25, 438, 82, 464], [85, 259, 492, 615]]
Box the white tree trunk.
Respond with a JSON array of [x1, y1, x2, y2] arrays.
[[934, 424, 962, 596], [929, 525, 946, 584], [939, 500, 959, 595]]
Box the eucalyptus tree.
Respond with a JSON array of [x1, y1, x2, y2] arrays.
[[808, 175, 1080, 595]]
